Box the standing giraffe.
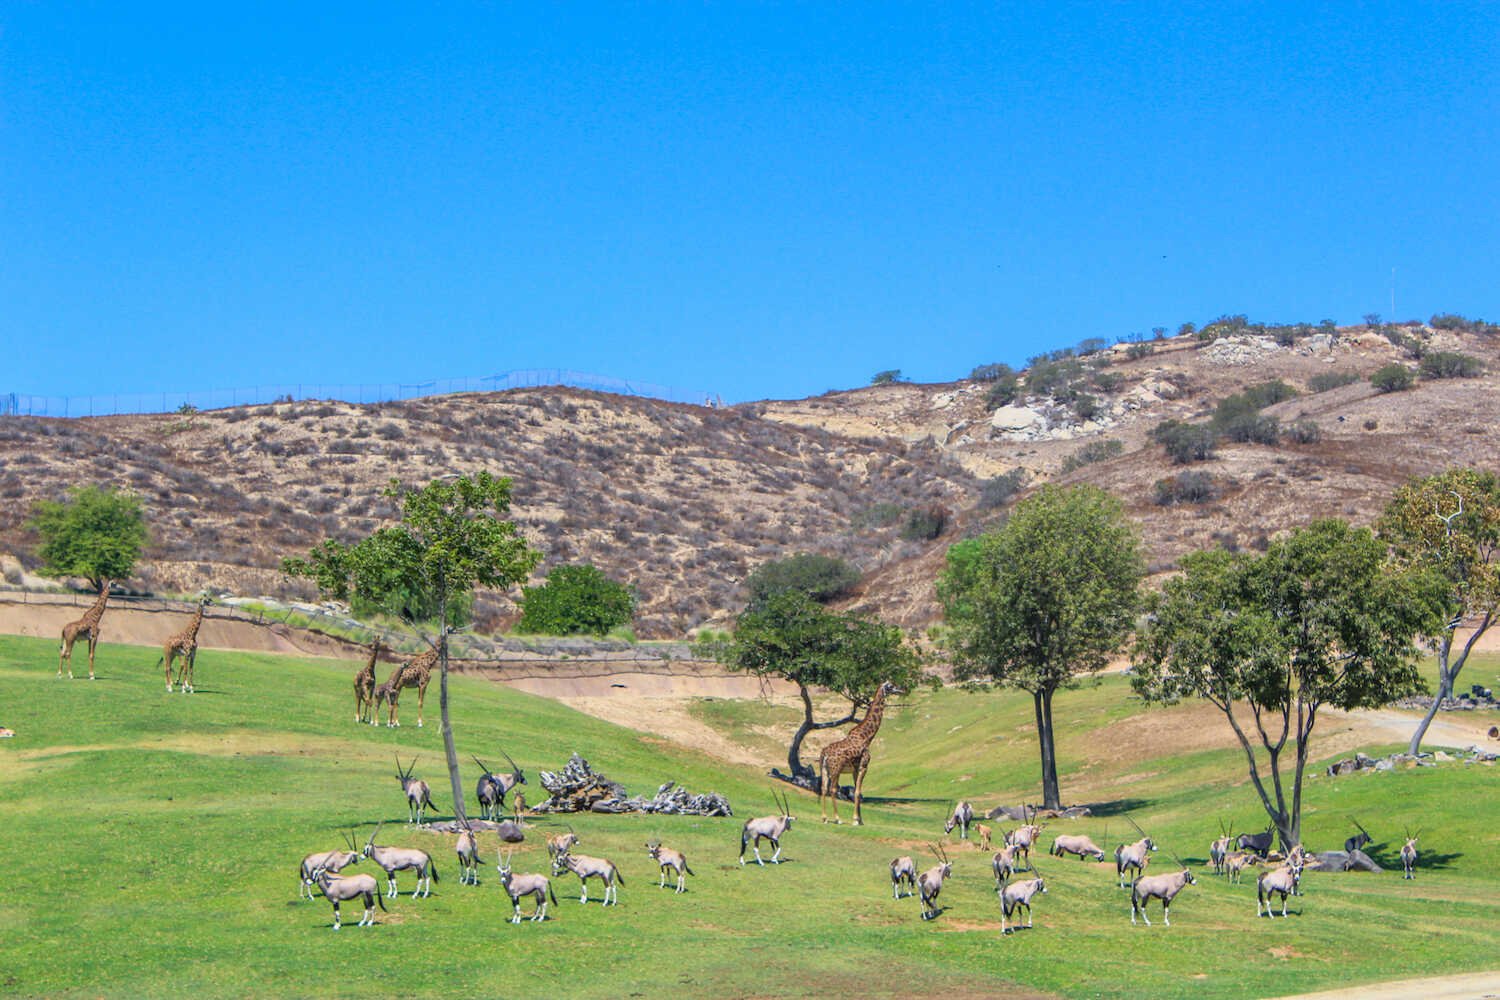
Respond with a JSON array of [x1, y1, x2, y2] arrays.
[[159, 597, 211, 693], [383, 648, 436, 727], [354, 639, 383, 724], [818, 680, 903, 826], [58, 580, 111, 680]]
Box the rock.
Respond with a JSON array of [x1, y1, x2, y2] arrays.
[[1203, 335, 1280, 366], [989, 406, 1044, 433], [1346, 848, 1383, 872], [1303, 333, 1335, 354], [1374, 758, 1394, 771], [1433, 750, 1453, 762], [533, 752, 732, 816]]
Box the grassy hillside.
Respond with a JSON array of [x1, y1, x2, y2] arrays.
[[1, 636, 1496, 999]]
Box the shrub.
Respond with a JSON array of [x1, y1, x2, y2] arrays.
[[870, 370, 903, 386], [1419, 351, 1484, 379], [1061, 438, 1124, 473], [1370, 364, 1415, 393], [1218, 413, 1280, 445], [984, 373, 1020, 408], [516, 563, 636, 635], [979, 469, 1027, 509], [1076, 336, 1109, 356], [1024, 358, 1085, 401], [1307, 371, 1359, 393], [744, 553, 862, 607], [1090, 370, 1122, 393], [1153, 471, 1218, 506], [1177, 322, 1196, 338], [970, 363, 1015, 383], [1286, 420, 1322, 444], [1152, 420, 1216, 464], [851, 503, 903, 530], [1125, 341, 1154, 360], [1071, 394, 1102, 422], [900, 503, 949, 542]]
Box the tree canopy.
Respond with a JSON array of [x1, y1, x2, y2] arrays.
[[28, 485, 149, 590], [939, 484, 1142, 808], [743, 552, 861, 610], [1134, 519, 1445, 845], [516, 563, 636, 636]]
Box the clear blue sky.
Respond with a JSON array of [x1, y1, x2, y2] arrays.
[[3, 3, 1497, 403]]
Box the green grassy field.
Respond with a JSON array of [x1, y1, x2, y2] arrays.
[[1, 635, 1496, 999]]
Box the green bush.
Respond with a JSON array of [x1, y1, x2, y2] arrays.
[[1419, 351, 1484, 379], [1370, 364, 1416, 393], [851, 503, 903, 531], [900, 504, 949, 542], [870, 370, 903, 386], [1308, 371, 1359, 393], [984, 373, 1020, 408], [1125, 341, 1154, 360], [1151, 420, 1216, 464], [1286, 420, 1322, 444], [1217, 413, 1280, 445], [970, 363, 1015, 383], [1076, 337, 1110, 356], [979, 469, 1027, 509], [1210, 380, 1295, 444], [27, 485, 149, 589], [1060, 438, 1124, 473], [516, 563, 636, 635], [1153, 471, 1218, 506], [1071, 394, 1102, 422], [744, 553, 861, 608]]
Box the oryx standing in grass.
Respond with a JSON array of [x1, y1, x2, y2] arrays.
[[992, 839, 1021, 890], [999, 867, 1047, 934], [890, 855, 916, 899], [1400, 829, 1420, 879], [1256, 858, 1303, 918], [474, 751, 527, 820], [362, 824, 439, 898], [739, 790, 795, 866], [309, 867, 386, 930], [547, 824, 580, 862], [1344, 816, 1374, 855], [552, 850, 625, 906], [648, 840, 695, 893], [1115, 822, 1156, 889], [395, 756, 435, 825], [455, 823, 482, 886], [1007, 807, 1043, 871], [1223, 851, 1258, 884], [1051, 833, 1106, 862], [917, 843, 953, 921], [944, 801, 974, 840], [1237, 823, 1275, 858], [298, 831, 362, 900], [498, 848, 556, 923], [975, 823, 993, 850], [1130, 857, 1196, 927]]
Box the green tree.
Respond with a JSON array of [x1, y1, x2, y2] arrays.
[[283, 473, 541, 821], [707, 590, 924, 783], [1379, 469, 1500, 754], [1133, 521, 1443, 847], [516, 563, 636, 635], [1370, 364, 1415, 393], [744, 553, 861, 610], [28, 485, 149, 590], [939, 485, 1143, 809], [870, 369, 904, 386]]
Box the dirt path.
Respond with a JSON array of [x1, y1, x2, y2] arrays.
[[1273, 970, 1500, 1000]]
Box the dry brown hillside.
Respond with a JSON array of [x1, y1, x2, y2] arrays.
[[2, 322, 1495, 636]]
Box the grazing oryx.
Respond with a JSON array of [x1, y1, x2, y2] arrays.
[[362, 824, 439, 899], [890, 855, 917, 899], [739, 790, 795, 866], [547, 825, 581, 862], [552, 851, 625, 906], [1223, 851, 1258, 884], [999, 870, 1047, 934], [647, 840, 695, 893], [455, 824, 482, 885], [992, 840, 1022, 890], [1007, 807, 1043, 870], [1210, 819, 1234, 875], [1344, 816, 1373, 855], [1256, 859, 1303, 918], [1115, 837, 1156, 888], [1130, 864, 1197, 927], [498, 848, 557, 923], [917, 843, 953, 921], [309, 868, 386, 930], [1237, 824, 1275, 858], [1400, 829, 1420, 879], [298, 831, 362, 900], [395, 756, 435, 825], [945, 800, 975, 840], [1051, 833, 1106, 862], [473, 751, 527, 820], [976, 823, 993, 850]]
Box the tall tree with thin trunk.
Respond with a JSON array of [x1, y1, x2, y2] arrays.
[[284, 474, 541, 822], [1134, 521, 1444, 847], [1379, 469, 1500, 755], [939, 485, 1143, 810]]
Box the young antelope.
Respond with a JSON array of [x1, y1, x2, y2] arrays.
[[648, 841, 695, 894], [890, 855, 917, 899]]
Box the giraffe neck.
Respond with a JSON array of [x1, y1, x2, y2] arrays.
[[184, 605, 205, 640], [81, 585, 109, 625], [848, 687, 890, 744]]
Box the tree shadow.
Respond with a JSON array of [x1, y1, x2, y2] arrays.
[[1365, 843, 1463, 871], [1084, 798, 1154, 817]]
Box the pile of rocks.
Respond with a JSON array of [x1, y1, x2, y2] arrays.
[[533, 753, 733, 816], [1326, 745, 1498, 777], [1391, 683, 1496, 712]]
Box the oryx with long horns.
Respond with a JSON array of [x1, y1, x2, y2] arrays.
[[917, 842, 953, 921], [308, 866, 386, 930], [1344, 816, 1373, 855], [1400, 827, 1421, 879], [739, 789, 795, 866], [298, 830, 362, 900], [1130, 845, 1196, 927], [1115, 814, 1156, 888], [474, 750, 527, 820], [497, 847, 556, 923], [1209, 819, 1233, 875], [998, 861, 1047, 934], [455, 819, 483, 885], [362, 823, 439, 899], [395, 756, 435, 825]]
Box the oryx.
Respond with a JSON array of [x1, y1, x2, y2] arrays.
[[474, 751, 527, 820], [1236, 823, 1275, 858], [999, 866, 1047, 934], [739, 790, 795, 866], [395, 756, 435, 825], [975, 823, 993, 850], [455, 821, 482, 886], [1256, 858, 1303, 918], [991, 838, 1021, 891], [890, 855, 917, 899], [1344, 816, 1373, 855], [1130, 854, 1196, 927], [648, 840, 695, 894], [552, 851, 625, 906], [917, 842, 953, 921], [1007, 806, 1043, 870], [944, 801, 974, 840], [1400, 828, 1420, 879], [362, 824, 439, 898], [298, 830, 362, 900], [547, 824, 581, 861], [1209, 819, 1234, 876], [1115, 816, 1156, 889], [497, 848, 557, 923], [1050, 833, 1106, 862], [308, 867, 386, 930]]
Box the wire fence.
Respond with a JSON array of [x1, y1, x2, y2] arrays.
[[1, 369, 724, 418]]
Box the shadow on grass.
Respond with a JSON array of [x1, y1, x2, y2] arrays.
[[1365, 842, 1463, 871], [1084, 798, 1154, 817]]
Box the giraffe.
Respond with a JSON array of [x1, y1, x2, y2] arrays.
[[818, 680, 902, 826], [160, 597, 211, 693], [383, 648, 436, 728], [58, 580, 111, 680], [354, 639, 383, 724]]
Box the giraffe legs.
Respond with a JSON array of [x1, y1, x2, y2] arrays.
[[415, 679, 428, 728], [164, 650, 177, 692], [823, 762, 844, 824], [852, 754, 871, 826], [59, 632, 76, 679], [86, 631, 99, 681]]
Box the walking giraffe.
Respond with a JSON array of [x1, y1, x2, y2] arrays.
[[818, 680, 903, 826], [58, 580, 111, 680], [354, 639, 383, 724], [160, 596, 211, 693], [382, 648, 436, 727]]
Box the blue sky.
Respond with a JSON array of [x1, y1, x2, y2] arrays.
[[3, 3, 1497, 403]]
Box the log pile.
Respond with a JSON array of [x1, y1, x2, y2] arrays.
[[533, 753, 733, 816]]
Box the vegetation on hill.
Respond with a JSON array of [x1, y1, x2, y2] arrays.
[[27, 484, 148, 590], [516, 562, 637, 636]]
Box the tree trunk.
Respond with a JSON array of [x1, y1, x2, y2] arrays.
[[1035, 688, 1062, 810], [1410, 612, 1494, 755], [787, 684, 856, 786], [436, 575, 467, 824]]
